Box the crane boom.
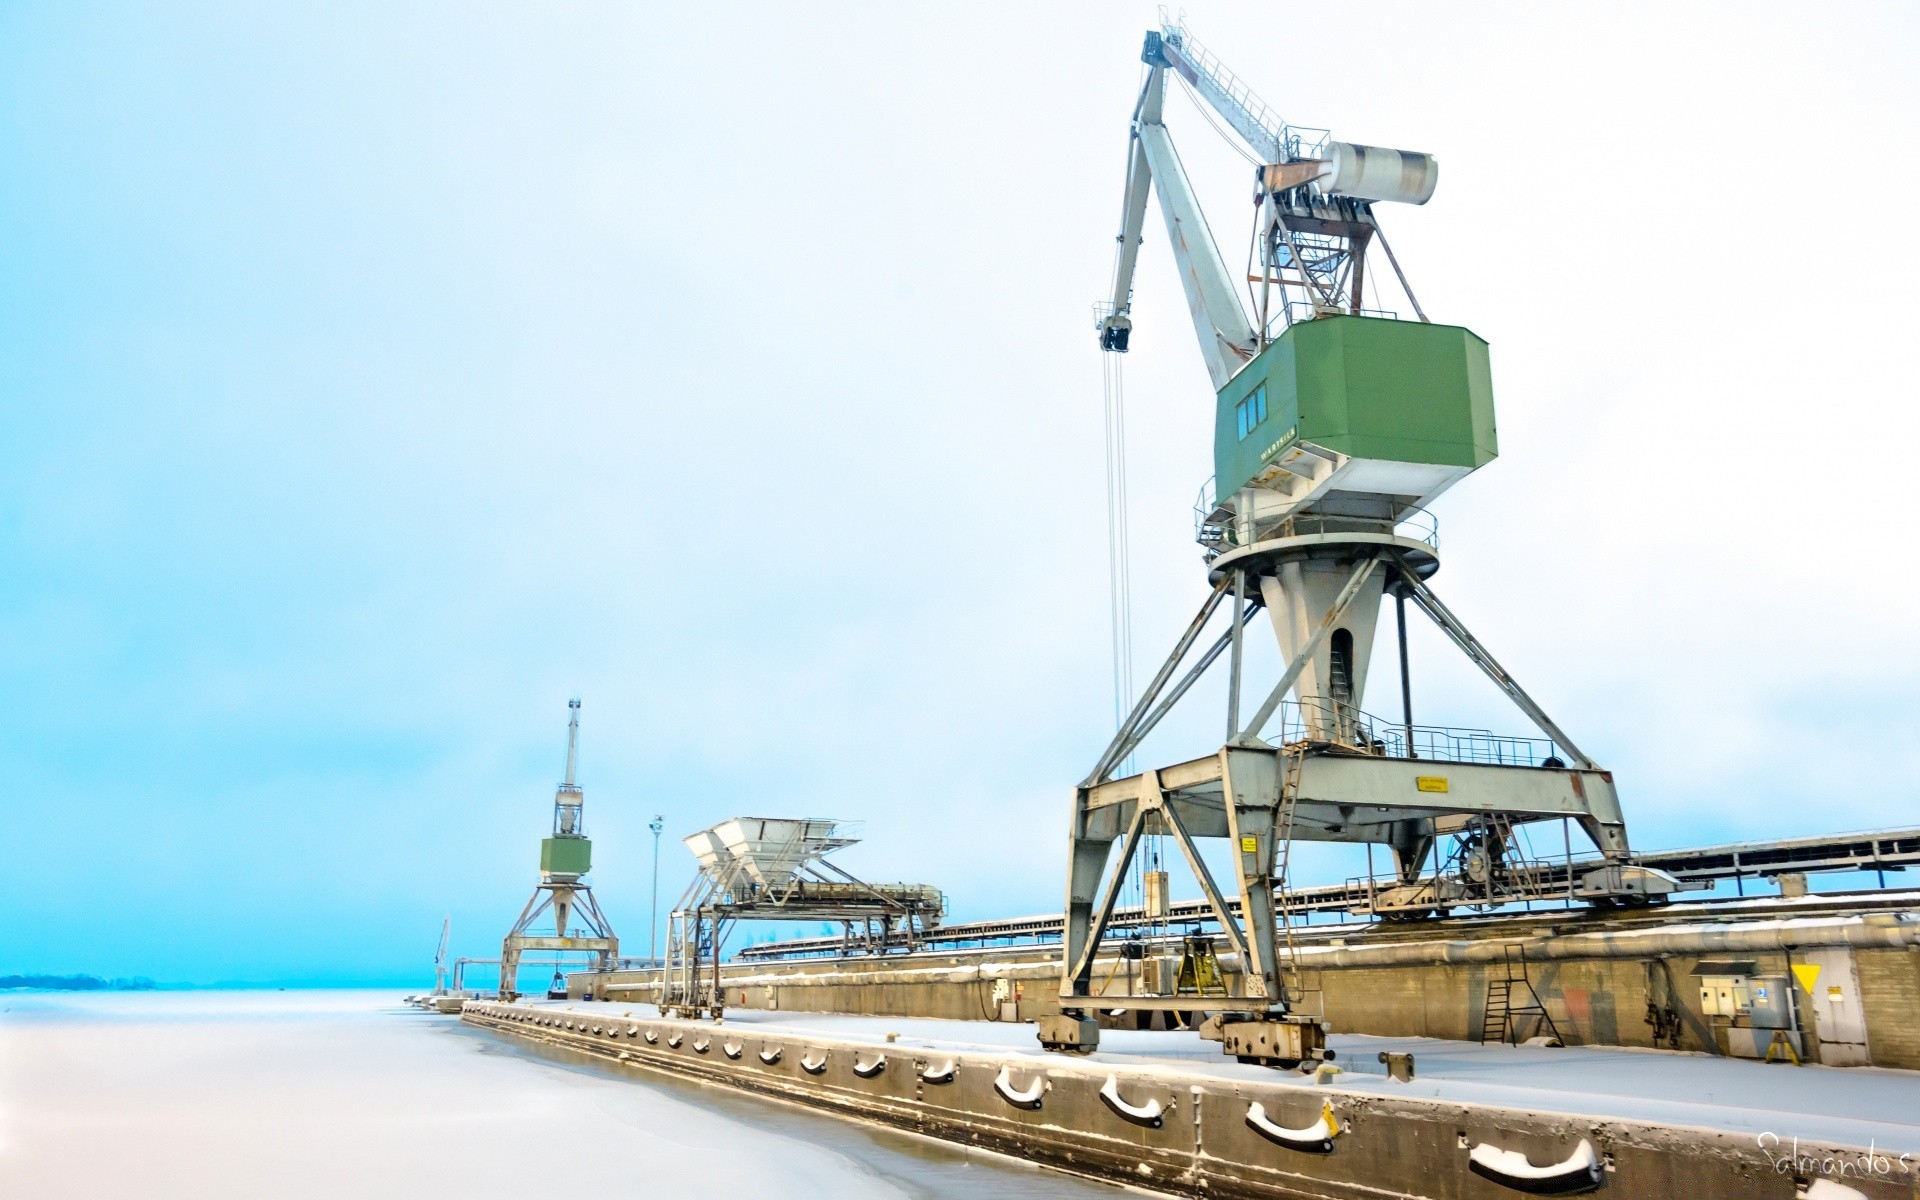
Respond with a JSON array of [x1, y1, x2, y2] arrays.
[[1151, 20, 1323, 165], [1097, 63, 1258, 389], [1097, 17, 1440, 376], [1097, 101, 1153, 353], [1135, 121, 1257, 388]]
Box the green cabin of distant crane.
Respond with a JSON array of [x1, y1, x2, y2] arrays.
[[1214, 316, 1497, 500], [541, 836, 592, 877]]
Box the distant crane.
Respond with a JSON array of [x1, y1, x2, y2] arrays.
[[431, 915, 451, 996], [498, 699, 618, 1001]]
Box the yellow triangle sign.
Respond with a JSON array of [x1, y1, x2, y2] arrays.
[[1792, 963, 1822, 995]]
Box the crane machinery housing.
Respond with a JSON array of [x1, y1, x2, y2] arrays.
[[1046, 15, 1678, 1065]]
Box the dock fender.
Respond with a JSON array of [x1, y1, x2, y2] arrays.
[[759, 1046, 783, 1065], [692, 1036, 711, 1054], [1245, 1100, 1339, 1154], [1466, 1137, 1603, 1194], [801, 1051, 829, 1075], [1098, 1075, 1164, 1128], [853, 1055, 887, 1079], [723, 1040, 743, 1060], [920, 1059, 957, 1085], [994, 1066, 1046, 1110]]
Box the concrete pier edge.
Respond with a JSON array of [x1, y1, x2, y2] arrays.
[[460, 1001, 1903, 1199]]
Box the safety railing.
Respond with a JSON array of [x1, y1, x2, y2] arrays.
[[1280, 298, 1402, 324], [1273, 699, 1559, 768], [1340, 853, 1566, 915], [1192, 491, 1441, 555], [1158, 9, 1328, 163]]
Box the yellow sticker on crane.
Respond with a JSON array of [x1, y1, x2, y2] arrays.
[[1415, 776, 1450, 793], [1240, 836, 1259, 853]]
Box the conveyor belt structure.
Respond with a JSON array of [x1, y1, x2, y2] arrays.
[[733, 826, 1920, 962]]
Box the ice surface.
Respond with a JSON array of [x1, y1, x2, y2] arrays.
[[0, 991, 1112, 1198]]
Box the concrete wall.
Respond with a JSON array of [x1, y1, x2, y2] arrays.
[[1859, 947, 1920, 1069], [588, 925, 1920, 1069]]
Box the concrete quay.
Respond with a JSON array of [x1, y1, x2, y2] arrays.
[[461, 1000, 1920, 1199], [582, 896, 1920, 1070]]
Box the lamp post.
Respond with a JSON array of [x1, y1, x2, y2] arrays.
[[649, 814, 665, 963]]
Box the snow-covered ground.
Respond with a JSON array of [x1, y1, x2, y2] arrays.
[[0, 990, 1119, 1198], [611, 1005, 1920, 1153]]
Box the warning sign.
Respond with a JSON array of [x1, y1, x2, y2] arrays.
[[1792, 962, 1822, 995], [1415, 776, 1449, 793]]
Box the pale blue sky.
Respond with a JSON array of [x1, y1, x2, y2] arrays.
[[3, 2, 1916, 985]]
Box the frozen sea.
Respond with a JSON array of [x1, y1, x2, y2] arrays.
[[0, 990, 1124, 1198]]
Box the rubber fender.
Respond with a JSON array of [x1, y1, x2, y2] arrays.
[[1098, 1075, 1164, 1129], [1245, 1101, 1338, 1154], [1466, 1138, 1604, 1195], [993, 1066, 1045, 1110]]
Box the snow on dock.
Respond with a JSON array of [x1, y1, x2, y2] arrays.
[[526, 1000, 1920, 1154]]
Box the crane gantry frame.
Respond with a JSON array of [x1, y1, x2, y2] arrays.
[[1045, 16, 1676, 1066]]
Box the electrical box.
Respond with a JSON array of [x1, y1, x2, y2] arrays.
[[1691, 959, 1759, 1017], [1748, 976, 1796, 1031], [1699, 977, 1749, 1017]]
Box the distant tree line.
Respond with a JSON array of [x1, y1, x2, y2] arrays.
[[0, 974, 158, 991]]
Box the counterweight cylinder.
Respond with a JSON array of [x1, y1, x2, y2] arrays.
[[1320, 142, 1439, 205]]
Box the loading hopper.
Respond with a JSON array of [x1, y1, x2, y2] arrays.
[[709, 817, 854, 888], [683, 829, 730, 875]]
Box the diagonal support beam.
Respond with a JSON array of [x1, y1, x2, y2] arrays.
[[1087, 577, 1232, 785], [1066, 800, 1152, 989], [1236, 557, 1380, 744], [1390, 556, 1597, 770], [1103, 599, 1262, 778], [1158, 795, 1254, 970]]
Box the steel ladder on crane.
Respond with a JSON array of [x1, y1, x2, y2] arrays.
[[1272, 744, 1308, 1007]]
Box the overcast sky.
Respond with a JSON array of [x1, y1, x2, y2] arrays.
[[3, 2, 1916, 985]]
